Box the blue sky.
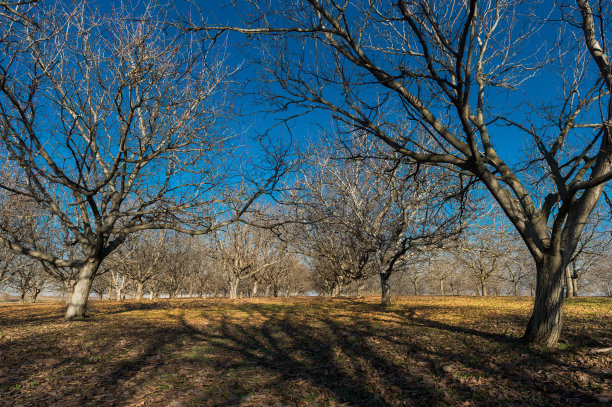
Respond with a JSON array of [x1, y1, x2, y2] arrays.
[[92, 0, 602, 181]]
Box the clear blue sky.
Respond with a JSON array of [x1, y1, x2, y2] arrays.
[[95, 0, 590, 170]]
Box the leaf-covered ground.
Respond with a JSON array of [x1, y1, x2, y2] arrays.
[[0, 296, 610, 406]]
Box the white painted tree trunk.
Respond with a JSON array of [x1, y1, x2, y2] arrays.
[[135, 282, 144, 300], [65, 260, 101, 320], [565, 265, 574, 298], [229, 276, 239, 299]]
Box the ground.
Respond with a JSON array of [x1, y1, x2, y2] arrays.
[[0, 296, 610, 407]]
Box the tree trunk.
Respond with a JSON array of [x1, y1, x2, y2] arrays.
[[265, 284, 270, 297], [523, 254, 566, 347], [252, 280, 258, 297], [571, 275, 578, 297], [135, 282, 144, 300], [380, 272, 391, 306], [229, 276, 239, 299], [439, 279, 445, 296], [513, 281, 519, 297], [19, 291, 26, 304], [149, 288, 158, 300], [356, 279, 365, 297], [64, 280, 77, 305], [65, 259, 101, 320], [565, 265, 574, 298], [480, 278, 487, 296]]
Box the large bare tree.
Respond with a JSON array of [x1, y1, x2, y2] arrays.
[[192, 0, 612, 346], [0, 2, 284, 319]]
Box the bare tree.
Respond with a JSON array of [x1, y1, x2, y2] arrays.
[[288, 136, 464, 304], [502, 242, 534, 297], [209, 222, 279, 299], [0, 2, 285, 319], [589, 253, 612, 296], [425, 251, 458, 296], [114, 231, 171, 300], [192, 0, 612, 346], [456, 216, 507, 296], [6, 257, 38, 303], [561, 207, 612, 297], [0, 247, 23, 288]]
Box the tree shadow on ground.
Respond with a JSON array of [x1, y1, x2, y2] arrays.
[[0, 299, 609, 407]]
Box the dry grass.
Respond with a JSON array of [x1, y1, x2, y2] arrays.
[[0, 296, 610, 406]]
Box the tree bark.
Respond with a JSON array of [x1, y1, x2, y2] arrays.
[[570, 265, 578, 297], [565, 265, 574, 298], [229, 275, 239, 299], [480, 278, 487, 296], [135, 282, 144, 300], [149, 288, 158, 300], [380, 272, 391, 306], [356, 279, 365, 297], [65, 259, 101, 320], [439, 279, 445, 296], [64, 280, 76, 305], [523, 254, 566, 346], [513, 281, 519, 297], [252, 280, 258, 297]]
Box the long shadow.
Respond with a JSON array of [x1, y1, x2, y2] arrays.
[[91, 298, 228, 317], [391, 306, 518, 343], [206, 307, 436, 406], [0, 303, 66, 328], [1, 299, 609, 407]]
